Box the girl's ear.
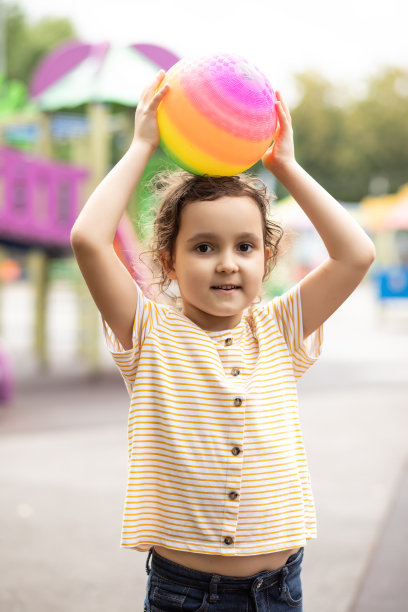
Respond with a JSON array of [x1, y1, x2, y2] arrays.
[[262, 245, 271, 282], [160, 250, 177, 280], [264, 245, 271, 267]]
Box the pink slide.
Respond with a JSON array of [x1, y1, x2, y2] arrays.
[[0, 342, 14, 405], [113, 212, 153, 297]]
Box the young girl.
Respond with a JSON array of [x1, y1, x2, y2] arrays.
[[71, 70, 375, 611]]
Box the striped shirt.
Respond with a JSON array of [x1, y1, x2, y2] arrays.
[[102, 280, 323, 556]]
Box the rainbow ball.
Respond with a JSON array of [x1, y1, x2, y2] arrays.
[[156, 53, 278, 176]]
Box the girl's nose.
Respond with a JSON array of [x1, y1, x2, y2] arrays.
[[215, 254, 239, 274]]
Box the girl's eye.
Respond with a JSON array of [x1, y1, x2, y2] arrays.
[[196, 244, 212, 253], [195, 243, 253, 253]]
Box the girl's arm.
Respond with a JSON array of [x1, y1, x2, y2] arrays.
[[70, 71, 169, 350], [263, 93, 376, 340]]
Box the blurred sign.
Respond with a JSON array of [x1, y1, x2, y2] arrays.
[[376, 266, 408, 299], [51, 114, 90, 139], [3, 124, 40, 146]]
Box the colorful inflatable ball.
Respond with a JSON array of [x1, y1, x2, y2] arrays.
[[156, 53, 278, 176]]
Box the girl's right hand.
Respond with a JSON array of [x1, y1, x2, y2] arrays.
[[132, 70, 170, 150]]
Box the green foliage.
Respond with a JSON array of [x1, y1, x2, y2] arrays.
[[349, 69, 408, 198], [3, 2, 77, 84], [0, 72, 29, 113], [290, 68, 408, 202], [132, 148, 179, 244]]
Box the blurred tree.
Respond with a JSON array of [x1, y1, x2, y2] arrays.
[[349, 68, 408, 199], [3, 1, 77, 84], [290, 72, 349, 199], [290, 68, 408, 202]]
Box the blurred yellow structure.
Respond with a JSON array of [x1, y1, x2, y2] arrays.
[[361, 183, 408, 267], [361, 184, 408, 230]]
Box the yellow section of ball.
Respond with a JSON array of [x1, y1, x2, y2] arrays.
[[157, 103, 251, 176]]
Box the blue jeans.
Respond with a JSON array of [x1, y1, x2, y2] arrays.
[[144, 546, 304, 611]]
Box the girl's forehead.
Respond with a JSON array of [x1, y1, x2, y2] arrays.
[[179, 196, 264, 234]]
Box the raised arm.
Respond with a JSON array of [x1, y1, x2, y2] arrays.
[[262, 92, 376, 340], [70, 71, 169, 350]]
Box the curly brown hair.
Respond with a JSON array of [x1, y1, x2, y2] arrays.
[[138, 169, 284, 302]]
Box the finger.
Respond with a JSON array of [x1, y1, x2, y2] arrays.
[[155, 69, 167, 89], [263, 132, 277, 154], [150, 69, 166, 89], [149, 83, 170, 109], [275, 101, 289, 128], [275, 101, 292, 135], [275, 91, 292, 123], [275, 90, 287, 110], [140, 70, 167, 104]]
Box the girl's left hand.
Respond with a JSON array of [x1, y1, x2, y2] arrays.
[[262, 91, 296, 174]]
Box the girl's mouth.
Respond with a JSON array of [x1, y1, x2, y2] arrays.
[[211, 285, 241, 292]]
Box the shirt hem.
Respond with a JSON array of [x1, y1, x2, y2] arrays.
[[120, 534, 316, 555]]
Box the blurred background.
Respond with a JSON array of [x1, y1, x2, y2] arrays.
[[0, 1, 407, 611]]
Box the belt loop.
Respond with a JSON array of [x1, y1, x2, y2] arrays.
[[278, 565, 288, 595], [145, 546, 154, 575], [208, 574, 221, 603]]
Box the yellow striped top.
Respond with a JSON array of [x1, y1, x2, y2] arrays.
[[102, 280, 323, 556]]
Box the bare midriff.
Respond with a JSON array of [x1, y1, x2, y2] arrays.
[[154, 545, 302, 577]]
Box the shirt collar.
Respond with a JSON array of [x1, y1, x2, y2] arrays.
[[205, 314, 247, 344]]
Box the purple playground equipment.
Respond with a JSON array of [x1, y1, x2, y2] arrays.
[[28, 40, 180, 285], [0, 146, 88, 402], [0, 41, 180, 387], [0, 146, 87, 252]]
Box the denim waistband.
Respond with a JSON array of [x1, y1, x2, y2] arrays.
[[146, 546, 304, 592]]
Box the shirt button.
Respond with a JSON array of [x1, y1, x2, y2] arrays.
[[234, 397, 242, 407], [224, 536, 234, 545], [224, 337, 233, 346], [231, 447, 241, 455], [231, 367, 240, 376], [228, 490, 239, 500]]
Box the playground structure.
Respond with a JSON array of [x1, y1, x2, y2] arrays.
[[0, 146, 87, 248], [1, 39, 407, 403], [273, 191, 408, 297], [0, 41, 180, 397], [360, 185, 408, 304]]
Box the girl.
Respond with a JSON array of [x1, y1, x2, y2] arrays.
[[71, 70, 375, 611]]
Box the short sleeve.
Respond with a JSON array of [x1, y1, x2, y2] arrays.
[[101, 280, 153, 396], [269, 282, 324, 380]]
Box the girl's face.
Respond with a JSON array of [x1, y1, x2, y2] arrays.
[[162, 195, 271, 331]]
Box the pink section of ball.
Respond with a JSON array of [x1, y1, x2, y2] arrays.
[[212, 56, 272, 108], [179, 54, 277, 141]]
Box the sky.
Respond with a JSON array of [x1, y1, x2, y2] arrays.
[[18, 0, 408, 103]]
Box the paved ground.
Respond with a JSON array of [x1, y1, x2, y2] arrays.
[[350, 461, 408, 612], [0, 280, 407, 612]]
